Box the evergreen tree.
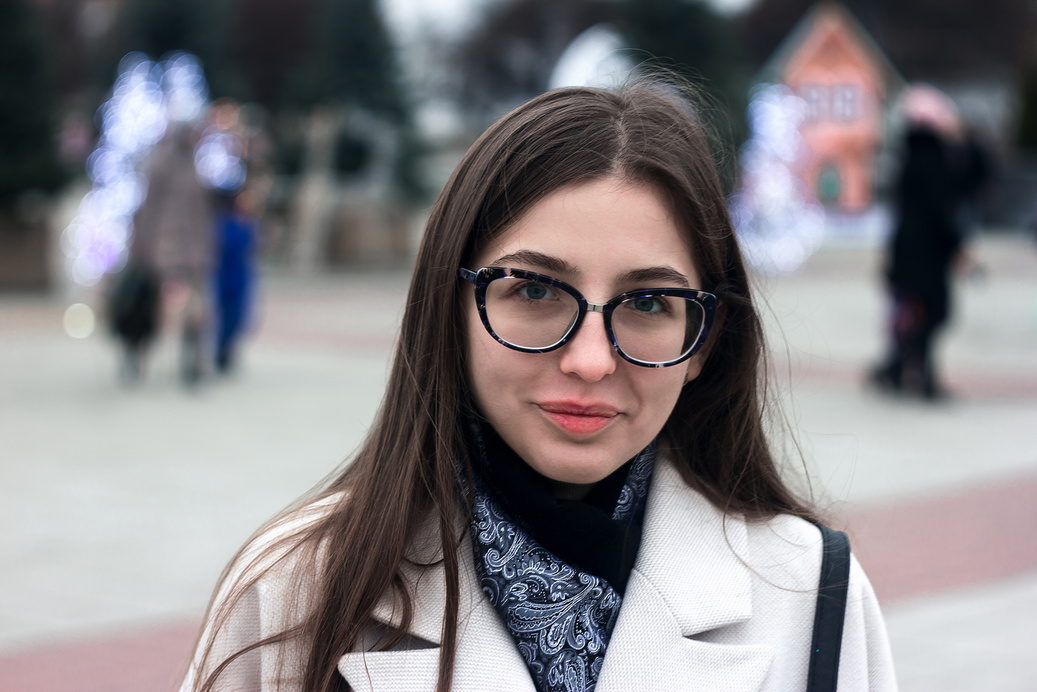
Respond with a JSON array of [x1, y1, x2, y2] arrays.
[[617, 0, 750, 149], [453, 0, 617, 122], [290, 0, 423, 199], [287, 0, 406, 119], [0, 0, 65, 206], [108, 0, 237, 98], [230, 0, 322, 108]]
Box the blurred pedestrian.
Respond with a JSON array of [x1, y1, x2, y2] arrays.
[[213, 190, 258, 373], [871, 85, 968, 399], [182, 82, 895, 692], [129, 122, 214, 385]]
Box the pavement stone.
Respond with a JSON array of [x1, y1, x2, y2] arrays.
[[884, 572, 1037, 692]]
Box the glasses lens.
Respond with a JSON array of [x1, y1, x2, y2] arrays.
[[611, 294, 704, 364], [484, 276, 579, 349]]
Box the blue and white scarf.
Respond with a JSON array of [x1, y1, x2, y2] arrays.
[[468, 431, 655, 692]]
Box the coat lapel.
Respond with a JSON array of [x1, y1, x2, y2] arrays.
[[596, 459, 773, 692], [337, 519, 534, 692]]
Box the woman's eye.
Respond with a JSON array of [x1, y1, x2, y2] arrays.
[[630, 296, 663, 313], [518, 282, 551, 300]]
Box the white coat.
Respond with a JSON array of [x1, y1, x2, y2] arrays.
[[184, 457, 898, 691]]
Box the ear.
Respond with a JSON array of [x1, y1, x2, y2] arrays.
[[684, 301, 725, 384]]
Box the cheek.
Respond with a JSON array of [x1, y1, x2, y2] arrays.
[[635, 361, 695, 429], [467, 331, 495, 397], [649, 355, 704, 424], [466, 304, 523, 412], [648, 367, 690, 412], [683, 352, 705, 384], [466, 305, 491, 396]]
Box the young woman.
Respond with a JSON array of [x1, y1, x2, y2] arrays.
[[183, 83, 896, 692]]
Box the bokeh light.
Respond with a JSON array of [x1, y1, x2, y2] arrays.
[[62, 303, 96, 339], [729, 83, 826, 275], [548, 25, 634, 90], [194, 129, 246, 192]]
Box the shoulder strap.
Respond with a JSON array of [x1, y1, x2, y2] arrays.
[[806, 525, 851, 692]]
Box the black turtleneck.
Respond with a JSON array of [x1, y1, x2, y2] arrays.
[[475, 422, 645, 595]]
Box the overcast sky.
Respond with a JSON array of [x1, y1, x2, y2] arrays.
[[381, 0, 757, 41]]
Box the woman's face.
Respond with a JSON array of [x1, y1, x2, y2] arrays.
[[465, 176, 707, 485]]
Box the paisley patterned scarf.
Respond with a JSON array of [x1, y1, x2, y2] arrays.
[[466, 422, 655, 692]]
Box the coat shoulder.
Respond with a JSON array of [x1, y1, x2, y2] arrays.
[[742, 513, 826, 591], [180, 493, 346, 691], [686, 510, 896, 690], [233, 492, 344, 589]]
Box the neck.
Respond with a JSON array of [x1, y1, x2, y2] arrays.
[[550, 480, 596, 501]]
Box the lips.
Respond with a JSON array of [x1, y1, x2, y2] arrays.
[[538, 401, 618, 435]]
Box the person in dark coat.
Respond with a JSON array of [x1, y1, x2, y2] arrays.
[[872, 92, 967, 399]]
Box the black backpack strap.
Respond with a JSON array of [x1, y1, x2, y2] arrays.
[[806, 525, 851, 692]]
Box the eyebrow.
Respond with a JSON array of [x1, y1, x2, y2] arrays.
[[489, 250, 691, 288], [620, 266, 690, 288], [490, 250, 578, 276]]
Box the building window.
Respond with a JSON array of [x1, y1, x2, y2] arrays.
[[801, 84, 828, 121], [800, 83, 861, 122], [832, 84, 860, 121]]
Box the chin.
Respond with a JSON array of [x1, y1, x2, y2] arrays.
[[524, 444, 627, 485]]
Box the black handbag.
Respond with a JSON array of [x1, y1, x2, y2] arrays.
[[107, 263, 160, 346], [806, 526, 852, 692]]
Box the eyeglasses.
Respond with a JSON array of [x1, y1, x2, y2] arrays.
[[459, 267, 717, 368]]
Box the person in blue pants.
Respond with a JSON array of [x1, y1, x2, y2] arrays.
[[213, 191, 257, 373]]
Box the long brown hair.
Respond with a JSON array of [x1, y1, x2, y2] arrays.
[[192, 81, 817, 692]]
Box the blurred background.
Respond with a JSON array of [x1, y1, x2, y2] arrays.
[[1, 0, 1036, 690]]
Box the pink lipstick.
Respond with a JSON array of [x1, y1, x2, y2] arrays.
[[538, 401, 618, 435]]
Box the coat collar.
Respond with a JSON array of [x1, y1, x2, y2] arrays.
[[624, 456, 754, 635], [595, 458, 773, 691], [337, 456, 773, 691]]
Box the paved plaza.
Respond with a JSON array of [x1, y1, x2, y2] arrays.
[[1, 232, 1036, 691]]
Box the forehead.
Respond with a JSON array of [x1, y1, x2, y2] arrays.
[[472, 177, 698, 285]]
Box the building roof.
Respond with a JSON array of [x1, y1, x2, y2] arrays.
[[739, 0, 1032, 83], [752, 2, 903, 92]]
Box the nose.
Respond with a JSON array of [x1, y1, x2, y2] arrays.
[[558, 312, 618, 382]]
